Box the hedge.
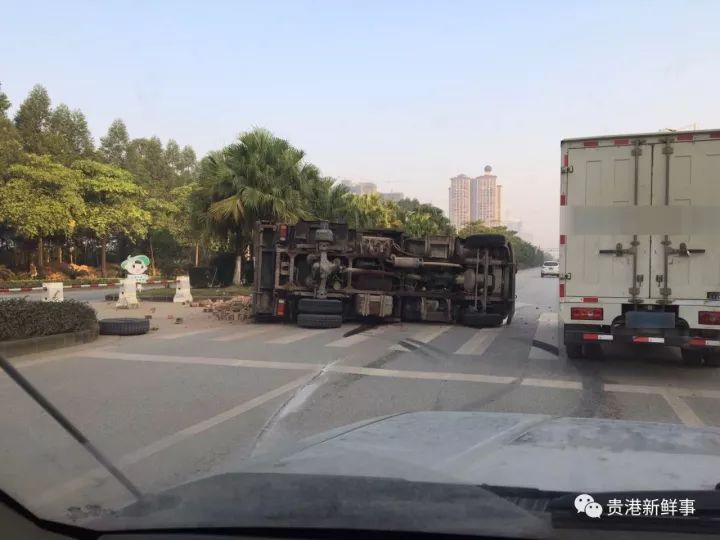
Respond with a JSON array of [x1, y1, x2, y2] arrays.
[[0, 299, 98, 342]]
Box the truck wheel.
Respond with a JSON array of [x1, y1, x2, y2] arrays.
[[99, 318, 150, 336], [585, 343, 604, 360], [681, 348, 704, 366], [464, 233, 507, 249], [566, 343, 584, 359], [298, 298, 343, 315], [703, 351, 720, 367], [462, 310, 504, 328], [297, 313, 343, 329]]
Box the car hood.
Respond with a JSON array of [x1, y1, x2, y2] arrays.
[[238, 411, 720, 492], [94, 412, 720, 535]]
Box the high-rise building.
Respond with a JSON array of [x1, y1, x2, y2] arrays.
[[340, 180, 378, 195], [449, 166, 502, 230], [448, 174, 471, 229], [379, 191, 404, 202]]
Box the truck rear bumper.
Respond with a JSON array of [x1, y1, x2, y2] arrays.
[[563, 326, 720, 348]]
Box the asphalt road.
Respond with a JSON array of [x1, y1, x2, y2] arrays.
[[3, 268, 720, 521]]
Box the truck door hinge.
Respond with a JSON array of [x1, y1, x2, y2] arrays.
[[561, 165, 574, 174], [561, 273, 572, 280], [631, 147, 642, 157]]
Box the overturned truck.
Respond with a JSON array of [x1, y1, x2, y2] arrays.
[[252, 220, 516, 329]]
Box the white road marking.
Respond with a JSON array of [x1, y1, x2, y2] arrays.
[[529, 312, 559, 360], [454, 327, 503, 355], [267, 328, 328, 344], [325, 325, 394, 348], [155, 328, 222, 340], [661, 389, 705, 427], [35, 373, 315, 506], [328, 364, 516, 384], [604, 383, 666, 395], [519, 378, 582, 390], [88, 351, 321, 371], [211, 326, 274, 342], [390, 324, 451, 351]]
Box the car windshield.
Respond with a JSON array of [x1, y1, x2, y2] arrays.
[[2, 1, 720, 537]]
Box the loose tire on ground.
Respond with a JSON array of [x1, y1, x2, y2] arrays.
[[99, 318, 150, 336], [566, 343, 584, 359], [464, 233, 507, 250], [297, 313, 343, 329], [298, 298, 343, 315]]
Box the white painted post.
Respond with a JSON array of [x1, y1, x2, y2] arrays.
[[42, 282, 64, 302], [116, 279, 139, 309], [173, 276, 193, 303]]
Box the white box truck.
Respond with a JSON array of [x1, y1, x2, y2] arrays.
[[560, 130, 720, 366]]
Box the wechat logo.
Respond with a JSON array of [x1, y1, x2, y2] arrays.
[[575, 494, 603, 519]]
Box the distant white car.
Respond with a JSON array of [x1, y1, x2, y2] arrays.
[[540, 261, 559, 277]]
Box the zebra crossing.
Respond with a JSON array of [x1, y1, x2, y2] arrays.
[[190, 316, 557, 360]]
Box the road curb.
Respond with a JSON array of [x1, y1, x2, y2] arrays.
[[0, 326, 99, 358], [0, 280, 175, 294]]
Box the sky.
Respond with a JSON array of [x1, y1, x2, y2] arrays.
[[3, 0, 720, 248]]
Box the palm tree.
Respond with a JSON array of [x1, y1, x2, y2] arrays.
[[199, 129, 322, 283]]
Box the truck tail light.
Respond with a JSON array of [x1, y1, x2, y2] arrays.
[[571, 307, 603, 320], [559, 283, 565, 298], [278, 224, 288, 241], [276, 298, 286, 317], [699, 311, 720, 325]]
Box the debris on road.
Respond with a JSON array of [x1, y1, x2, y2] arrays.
[[201, 296, 252, 322]]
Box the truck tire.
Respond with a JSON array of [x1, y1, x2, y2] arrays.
[[462, 310, 504, 328], [298, 298, 343, 315], [297, 313, 342, 329], [99, 318, 150, 336], [566, 343, 584, 359], [704, 351, 720, 367], [681, 347, 704, 366], [464, 234, 507, 249]]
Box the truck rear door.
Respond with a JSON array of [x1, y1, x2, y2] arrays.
[[649, 138, 720, 301], [563, 141, 652, 299]]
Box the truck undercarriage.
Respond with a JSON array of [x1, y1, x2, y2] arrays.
[[252, 220, 517, 329]]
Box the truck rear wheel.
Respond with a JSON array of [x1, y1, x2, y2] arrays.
[[298, 298, 343, 315], [297, 313, 343, 329], [566, 343, 584, 359], [462, 310, 504, 328], [703, 351, 720, 367], [464, 233, 507, 249], [681, 348, 704, 366]]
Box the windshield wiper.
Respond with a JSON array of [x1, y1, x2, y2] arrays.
[[0, 354, 143, 501]]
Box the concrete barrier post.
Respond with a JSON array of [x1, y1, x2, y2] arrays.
[[173, 276, 193, 303], [42, 282, 64, 302], [116, 279, 139, 309]]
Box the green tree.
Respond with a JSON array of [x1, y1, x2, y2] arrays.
[[458, 220, 549, 268], [0, 154, 85, 273], [14, 85, 52, 155], [73, 160, 151, 276], [99, 119, 130, 167], [46, 104, 94, 164], [126, 136, 175, 190], [0, 83, 23, 173], [396, 198, 454, 236], [197, 128, 321, 283], [346, 193, 401, 229], [303, 177, 353, 221]]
